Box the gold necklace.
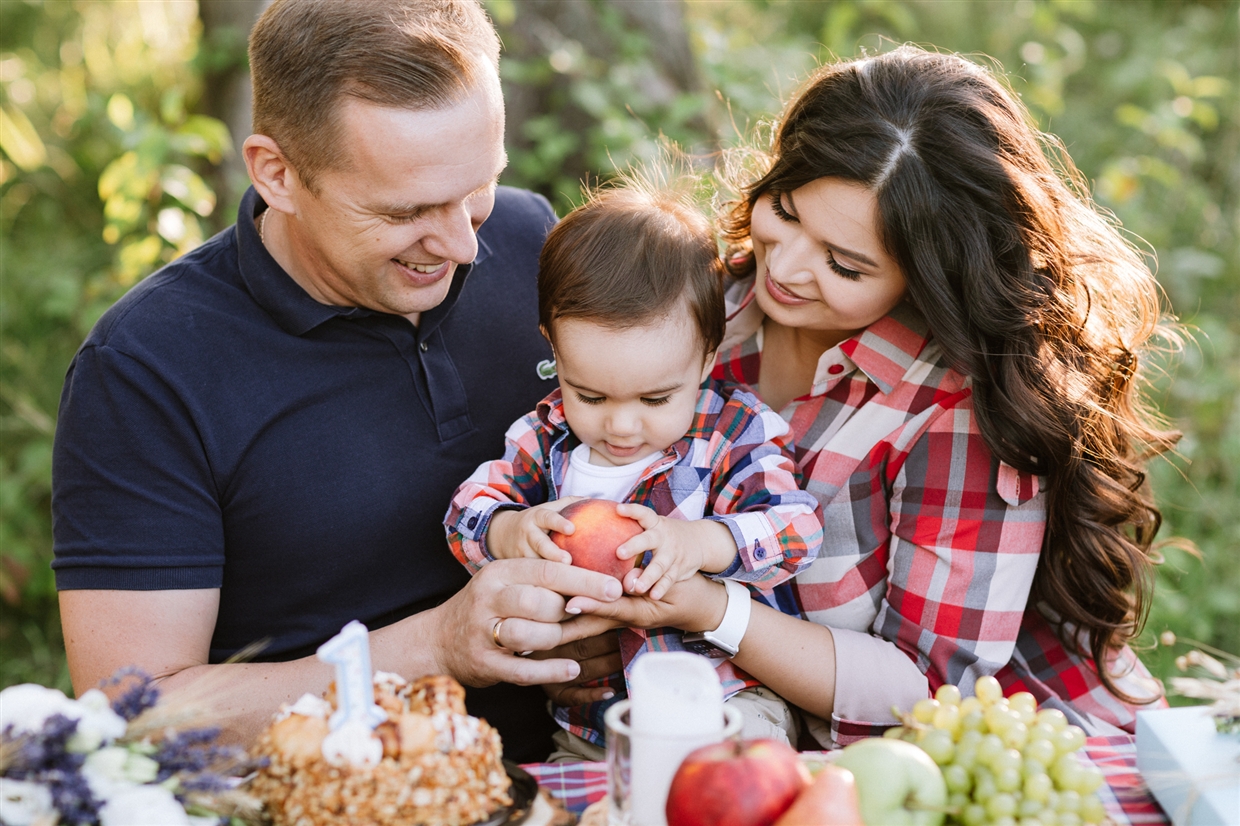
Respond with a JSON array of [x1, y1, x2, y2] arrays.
[[257, 209, 269, 244]]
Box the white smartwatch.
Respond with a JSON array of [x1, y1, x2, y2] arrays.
[[682, 579, 752, 658]]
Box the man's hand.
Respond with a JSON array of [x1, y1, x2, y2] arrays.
[[425, 557, 622, 689], [485, 498, 582, 563], [535, 631, 624, 707], [613, 504, 737, 600]]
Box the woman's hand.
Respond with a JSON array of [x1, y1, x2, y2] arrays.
[[567, 573, 730, 633]]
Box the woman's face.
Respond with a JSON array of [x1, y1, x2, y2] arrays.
[[750, 177, 907, 348]]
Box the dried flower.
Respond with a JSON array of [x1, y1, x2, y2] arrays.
[[1161, 630, 1240, 735], [0, 672, 260, 826]]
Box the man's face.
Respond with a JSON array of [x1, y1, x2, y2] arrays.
[[282, 66, 507, 321]]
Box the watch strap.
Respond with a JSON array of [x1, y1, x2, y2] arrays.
[[700, 579, 752, 657]]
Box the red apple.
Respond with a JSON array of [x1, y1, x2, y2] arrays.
[[549, 498, 643, 580], [666, 738, 811, 826]]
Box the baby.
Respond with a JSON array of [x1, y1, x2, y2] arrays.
[[444, 176, 822, 760]]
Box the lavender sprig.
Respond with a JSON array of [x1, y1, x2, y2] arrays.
[[101, 666, 160, 722]]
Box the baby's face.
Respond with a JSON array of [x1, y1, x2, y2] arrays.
[[551, 313, 713, 467]]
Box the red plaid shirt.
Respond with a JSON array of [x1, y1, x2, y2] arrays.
[[715, 279, 1164, 746], [445, 377, 823, 745]]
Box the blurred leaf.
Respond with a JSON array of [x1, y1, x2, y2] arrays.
[[0, 104, 47, 171]]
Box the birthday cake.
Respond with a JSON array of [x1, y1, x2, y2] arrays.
[[251, 672, 512, 826]]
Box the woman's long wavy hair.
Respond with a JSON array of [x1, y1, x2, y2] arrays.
[[721, 45, 1182, 701]]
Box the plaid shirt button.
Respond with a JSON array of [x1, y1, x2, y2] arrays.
[[754, 544, 766, 559], [467, 515, 478, 529]]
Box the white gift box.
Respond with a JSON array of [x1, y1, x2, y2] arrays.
[[1136, 706, 1240, 825]]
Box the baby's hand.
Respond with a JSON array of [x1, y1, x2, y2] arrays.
[[486, 499, 582, 564], [613, 504, 737, 600]]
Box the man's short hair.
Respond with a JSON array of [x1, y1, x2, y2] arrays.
[[249, 0, 501, 192]]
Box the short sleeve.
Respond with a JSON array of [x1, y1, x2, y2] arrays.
[[52, 344, 224, 590]]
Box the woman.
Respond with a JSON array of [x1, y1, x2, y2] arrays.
[[572, 45, 1180, 745]]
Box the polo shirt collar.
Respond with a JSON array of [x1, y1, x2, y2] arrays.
[[236, 187, 489, 336]]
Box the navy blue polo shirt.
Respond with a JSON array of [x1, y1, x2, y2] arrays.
[[52, 186, 559, 761]]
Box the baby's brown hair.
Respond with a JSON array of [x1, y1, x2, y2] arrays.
[[538, 176, 725, 358]]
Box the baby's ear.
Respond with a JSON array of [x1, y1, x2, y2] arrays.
[[699, 350, 717, 382]]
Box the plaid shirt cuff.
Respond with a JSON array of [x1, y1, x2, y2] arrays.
[[448, 498, 527, 571]]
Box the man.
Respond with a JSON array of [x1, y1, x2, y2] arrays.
[[52, 0, 619, 762]]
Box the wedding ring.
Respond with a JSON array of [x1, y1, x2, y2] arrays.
[[491, 617, 508, 649]]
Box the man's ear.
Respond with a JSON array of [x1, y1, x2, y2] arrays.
[[243, 134, 300, 215]]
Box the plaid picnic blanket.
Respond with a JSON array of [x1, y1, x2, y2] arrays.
[[524, 735, 1169, 824]]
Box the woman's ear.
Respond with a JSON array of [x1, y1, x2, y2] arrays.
[[243, 134, 299, 215]]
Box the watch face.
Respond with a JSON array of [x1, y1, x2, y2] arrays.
[[682, 634, 729, 659]]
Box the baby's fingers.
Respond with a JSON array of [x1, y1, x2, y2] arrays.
[[650, 572, 678, 602], [530, 533, 572, 565], [628, 554, 668, 595]]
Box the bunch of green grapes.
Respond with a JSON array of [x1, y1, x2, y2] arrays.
[[885, 676, 1107, 826]]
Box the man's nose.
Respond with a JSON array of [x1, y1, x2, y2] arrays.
[[424, 203, 480, 265]]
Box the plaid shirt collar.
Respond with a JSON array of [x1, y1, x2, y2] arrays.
[[721, 278, 934, 397]]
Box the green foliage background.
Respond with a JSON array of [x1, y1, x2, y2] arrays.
[[2, 0, 1237, 699]]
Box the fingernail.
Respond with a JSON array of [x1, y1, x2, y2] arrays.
[[566, 605, 582, 615], [600, 690, 615, 700], [603, 580, 622, 600], [568, 664, 581, 680]]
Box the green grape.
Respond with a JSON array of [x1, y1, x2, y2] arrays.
[[1051, 754, 1083, 791], [1056, 790, 1081, 814], [1024, 736, 1057, 768], [948, 791, 971, 811], [986, 704, 1019, 735], [961, 803, 988, 826], [1044, 790, 1060, 812], [1075, 764, 1103, 795], [987, 792, 1018, 819], [1009, 692, 1037, 715], [1054, 725, 1086, 755], [1018, 796, 1046, 818], [958, 729, 984, 749], [978, 733, 1006, 765], [1027, 721, 1057, 742], [1024, 756, 1051, 780], [955, 742, 979, 771], [992, 747, 1023, 776], [920, 728, 956, 765], [1002, 721, 1030, 750], [883, 726, 906, 739], [936, 683, 963, 706], [1018, 818, 1046, 826], [944, 763, 973, 794], [988, 794, 1019, 820], [996, 766, 1023, 793], [1035, 708, 1069, 731], [975, 674, 1004, 704], [960, 708, 987, 734], [1040, 811, 1059, 826], [993, 815, 1019, 826], [1023, 770, 1053, 803], [913, 697, 941, 723], [959, 696, 985, 717], [1080, 792, 1106, 824], [974, 767, 998, 802], [933, 702, 962, 737], [1058, 813, 1082, 826]]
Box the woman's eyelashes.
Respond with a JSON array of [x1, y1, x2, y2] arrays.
[[827, 253, 863, 281], [769, 192, 796, 222], [769, 191, 864, 281]]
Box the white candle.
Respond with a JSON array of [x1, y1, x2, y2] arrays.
[[628, 652, 724, 826], [316, 620, 387, 733]]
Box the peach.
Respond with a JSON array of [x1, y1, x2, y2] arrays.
[[549, 498, 643, 580]]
